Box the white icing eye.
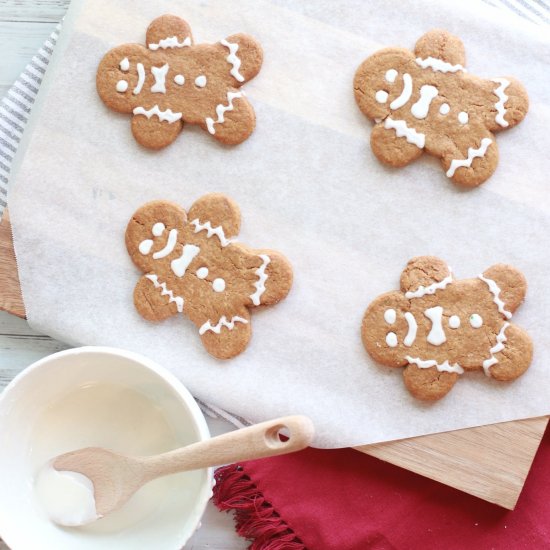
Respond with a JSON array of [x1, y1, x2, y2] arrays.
[[152, 222, 165, 237], [384, 309, 396, 324], [439, 103, 450, 115], [196, 267, 208, 279], [386, 332, 398, 347], [212, 278, 226, 292], [385, 69, 398, 83], [458, 111, 468, 124], [195, 75, 207, 88], [116, 80, 128, 93], [449, 315, 460, 329], [139, 239, 153, 255], [119, 57, 130, 71], [470, 314, 483, 328], [174, 74, 185, 86], [375, 90, 389, 104]]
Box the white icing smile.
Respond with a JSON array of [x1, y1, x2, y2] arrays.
[[403, 312, 417, 347], [389, 73, 413, 110], [133, 63, 145, 95]]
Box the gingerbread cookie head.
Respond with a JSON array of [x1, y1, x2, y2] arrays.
[[126, 194, 293, 359], [362, 256, 532, 401], [97, 15, 263, 149], [354, 29, 529, 187]]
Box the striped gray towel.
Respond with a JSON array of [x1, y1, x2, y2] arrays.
[[0, 2, 548, 219]]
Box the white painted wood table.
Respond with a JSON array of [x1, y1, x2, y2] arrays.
[[0, 1, 246, 547]]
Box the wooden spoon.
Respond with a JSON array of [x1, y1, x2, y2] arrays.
[[51, 415, 314, 524]]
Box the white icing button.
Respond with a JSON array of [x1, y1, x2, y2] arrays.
[[139, 239, 153, 255], [119, 57, 130, 71], [375, 90, 389, 104], [212, 278, 225, 292], [385, 69, 398, 83], [195, 75, 207, 88], [152, 222, 165, 237], [174, 74, 185, 86], [449, 315, 460, 329], [470, 314, 483, 328], [384, 308, 396, 324], [458, 111, 469, 124], [386, 332, 398, 347], [439, 103, 450, 115], [196, 267, 208, 279], [116, 80, 128, 93]]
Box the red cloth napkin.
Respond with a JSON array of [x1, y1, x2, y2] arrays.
[[214, 425, 550, 549]]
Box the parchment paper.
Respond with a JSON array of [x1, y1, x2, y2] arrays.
[[8, 0, 550, 447]]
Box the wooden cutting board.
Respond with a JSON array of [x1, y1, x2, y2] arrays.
[[0, 210, 546, 509]]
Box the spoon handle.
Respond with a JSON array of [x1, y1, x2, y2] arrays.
[[142, 415, 314, 479]]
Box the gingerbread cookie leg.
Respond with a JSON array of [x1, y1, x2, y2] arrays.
[[134, 274, 183, 322], [484, 324, 533, 381], [191, 307, 252, 360], [440, 131, 499, 187], [203, 95, 256, 146], [403, 363, 459, 401], [131, 114, 184, 150], [370, 123, 424, 167]]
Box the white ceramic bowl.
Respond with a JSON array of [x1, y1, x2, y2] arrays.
[[0, 346, 212, 549]]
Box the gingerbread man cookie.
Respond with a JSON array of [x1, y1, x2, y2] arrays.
[[97, 15, 263, 149], [354, 29, 529, 187], [126, 194, 293, 359], [361, 256, 533, 401]]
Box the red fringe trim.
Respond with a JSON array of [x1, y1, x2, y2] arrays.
[[213, 464, 306, 550]]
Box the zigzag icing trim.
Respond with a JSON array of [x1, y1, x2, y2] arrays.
[[384, 117, 425, 149], [415, 56, 465, 73], [199, 315, 248, 335], [482, 322, 510, 376], [220, 39, 245, 82], [205, 91, 245, 134], [405, 274, 453, 299], [133, 105, 182, 124], [492, 78, 510, 127], [446, 138, 492, 178], [145, 274, 184, 313], [148, 36, 191, 50], [478, 274, 513, 319], [250, 254, 271, 306], [406, 356, 464, 375], [190, 218, 232, 247]]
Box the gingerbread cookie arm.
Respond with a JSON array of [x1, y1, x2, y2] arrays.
[[189, 306, 252, 360], [370, 122, 424, 167], [484, 76, 529, 132], [145, 15, 194, 50], [187, 193, 241, 241], [403, 363, 459, 401], [486, 324, 533, 381], [133, 274, 183, 322], [245, 249, 293, 307], [400, 256, 452, 296], [219, 33, 263, 85], [439, 130, 498, 188], [414, 29, 466, 67], [203, 94, 256, 145], [480, 264, 527, 316]]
